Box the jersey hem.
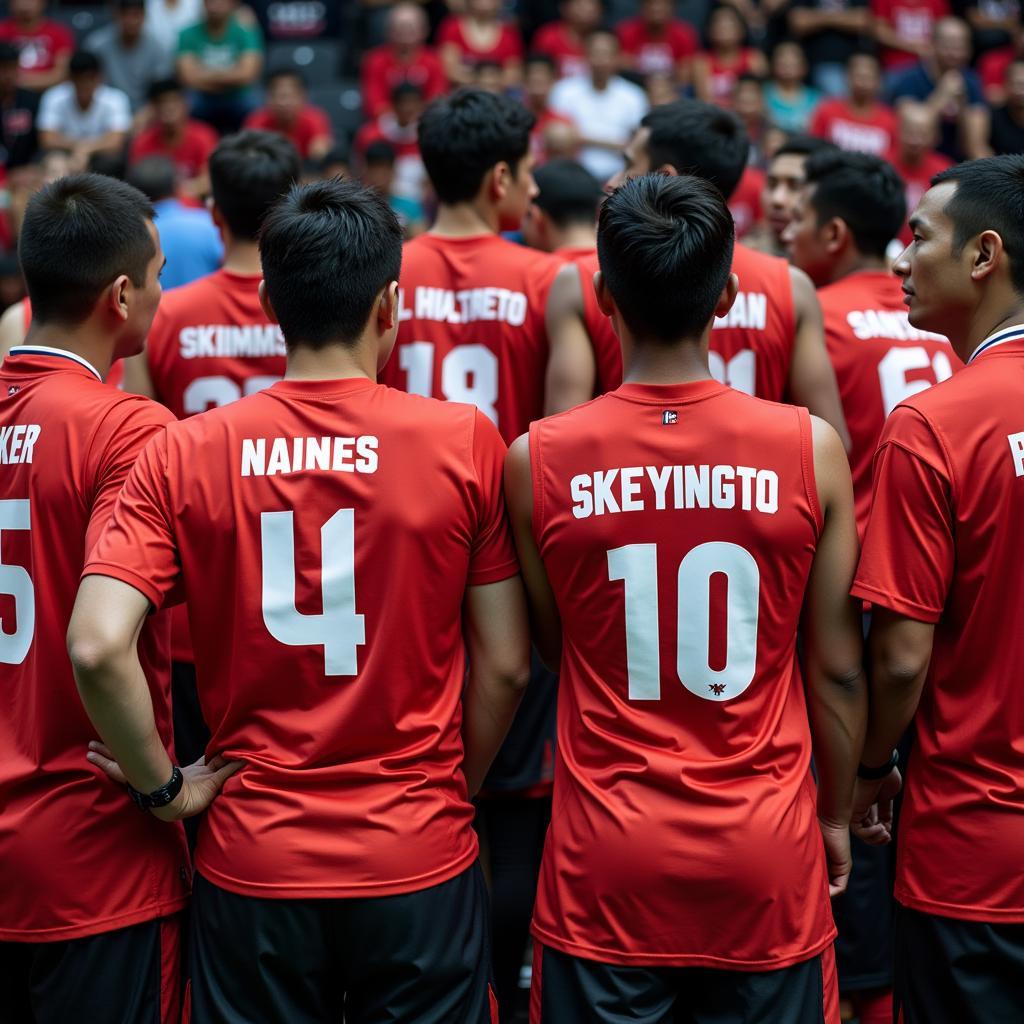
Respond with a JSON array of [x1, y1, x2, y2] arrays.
[[467, 558, 520, 587], [896, 889, 1024, 923], [0, 894, 189, 943], [529, 922, 837, 970], [849, 582, 942, 623], [195, 844, 478, 900], [82, 561, 166, 610]]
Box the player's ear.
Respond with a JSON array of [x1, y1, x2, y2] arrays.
[[826, 217, 846, 255], [257, 280, 279, 324], [489, 162, 510, 203], [714, 272, 739, 319], [594, 269, 615, 316], [377, 281, 400, 332], [654, 163, 679, 177], [109, 274, 131, 322], [971, 229, 1004, 283]]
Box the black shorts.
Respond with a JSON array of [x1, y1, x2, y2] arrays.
[[893, 905, 1024, 1023], [0, 916, 181, 1024], [529, 943, 839, 1024], [188, 864, 498, 1024], [171, 660, 211, 769]]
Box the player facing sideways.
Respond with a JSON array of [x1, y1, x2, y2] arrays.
[[507, 173, 866, 1024], [852, 155, 1024, 1022], [122, 129, 299, 777], [0, 175, 196, 1023], [545, 100, 851, 446], [784, 149, 959, 539], [378, 87, 563, 445], [67, 177, 531, 1024]]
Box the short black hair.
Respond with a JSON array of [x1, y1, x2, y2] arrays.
[[148, 76, 183, 101], [391, 81, 423, 103], [418, 88, 535, 204], [116, 0, 146, 9], [773, 133, 836, 160], [524, 52, 558, 73], [259, 178, 403, 349], [266, 67, 306, 89], [598, 173, 734, 342], [19, 173, 155, 325], [209, 130, 301, 240], [533, 158, 603, 227], [126, 156, 177, 202], [804, 149, 906, 259], [640, 100, 750, 200], [69, 50, 101, 76], [932, 155, 1024, 295], [319, 143, 350, 172], [364, 139, 396, 166], [0, 41, 20, 63]]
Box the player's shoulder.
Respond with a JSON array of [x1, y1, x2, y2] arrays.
[[733, 241, 790, 278], [377, 382, 485, 431]]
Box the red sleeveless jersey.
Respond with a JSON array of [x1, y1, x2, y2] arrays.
[[529, 379, 834, 966], [818, 270, 957, 538], [0, 347, 188, 941], [381, 233, 561, 444], [576, 243, 797, 402], [854, 334, 1024, 922]]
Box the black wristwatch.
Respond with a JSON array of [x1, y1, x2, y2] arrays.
[[127, 766, 184, 811], [857, 749, 899, 781]]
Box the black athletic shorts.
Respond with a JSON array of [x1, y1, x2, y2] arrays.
[[0, 916, 182, 1024], [188, 864, 498, 1024], [529, 943, 838, 1024], [893, 905, 1024, 1023]]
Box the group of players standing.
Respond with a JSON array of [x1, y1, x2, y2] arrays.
[[1, 85, 1022, 1024]]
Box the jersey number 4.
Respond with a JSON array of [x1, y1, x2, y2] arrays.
[[0, 499, 34, 665], [260, 508, 365, 675], [608, 540, 759, 702]]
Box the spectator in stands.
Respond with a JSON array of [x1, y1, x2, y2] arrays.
[[521, 157, 601, 252], [692, 5, 768, 108], [38, 51, 131, 172], [130, 77, 218, 196], [533, 0, 603, 79], [961, 0, 1019, 56], [318, 142, 350, 179], [764, 40, 822, 132], [989, 58, 1024, 152], [126, 155, 224, 286], [979, 23, 1024, 103], [550, 29, 648, 181], [788, 0, 872, 96], [617, 0, 698, 84], [872, 0, 950, 71], [0, 42, 39, 171], [84, 0, 174, 113], [355, 81, 425, 202], [524, 52, 576, 162], [146, 0, 202, 59], [734, 71, 769, 161], [361, 4, 447, 119], [472, 58, 505, 92], [645, 69, 681, 105], [885, 16, 990, 160], [176, 0, 263, 134], [810, 51, 898, 153], [244, 69, 332, 160], [361, 139, 426, 236], [886, 99, 949, 241], [0, 0, 74, 93], [437, 0, 524, 89], [729, 161, 765, 238]]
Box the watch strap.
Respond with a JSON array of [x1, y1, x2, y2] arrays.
[[857, 749, 899, 781], [127, 765, 184, 810]]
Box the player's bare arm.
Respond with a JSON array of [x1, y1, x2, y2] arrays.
[[852, 609, 934, 844], [68, 575, 241, 821], [461, 576, 532, 796], [787, 267, 852, 451], [544, 262, 597, 415], [504, 432, 562, 670], [801, 414, 866, 897]]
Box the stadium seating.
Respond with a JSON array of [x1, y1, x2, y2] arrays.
[[267, 39, 344, 88]]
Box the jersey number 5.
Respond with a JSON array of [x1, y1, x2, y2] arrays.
[[0, 499, 34, 665], [608, 541, 759, 702], [260, 509, 365, 675]]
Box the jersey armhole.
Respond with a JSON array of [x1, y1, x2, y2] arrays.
[[528, 421, 545, 544], [797, 406, 824, 538]]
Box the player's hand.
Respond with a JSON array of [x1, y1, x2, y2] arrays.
[[850, 767, 902, 846], [818, 816, 852, 898], [87, 742, 244, 821]]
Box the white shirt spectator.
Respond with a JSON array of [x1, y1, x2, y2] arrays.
[[549, 74, 649, 181], [145, 0, 203, 57], [38, 82, 132, 140]]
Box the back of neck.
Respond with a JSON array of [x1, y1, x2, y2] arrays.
[[430, 202, 498, 238], [221, 240, 262, 275]]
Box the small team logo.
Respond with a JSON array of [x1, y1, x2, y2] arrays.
[[662, 410, 677, 425], [7, 386, 19, 396], [709, 683, 726, 696]]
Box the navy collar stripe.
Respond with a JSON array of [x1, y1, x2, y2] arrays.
[[967, 325, 1024, 365], [8, 345, 103, 382]]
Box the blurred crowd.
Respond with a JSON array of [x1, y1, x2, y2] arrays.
[[0, 0, 1020, 306]]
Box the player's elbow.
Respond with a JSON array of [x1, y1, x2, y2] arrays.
[[873, 642, 930, 692], [497, 653, 532, 696], [66, 613, 125, 689]]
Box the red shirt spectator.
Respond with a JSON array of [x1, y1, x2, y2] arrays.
[[979, 36, 1022, 103], [616, 0, 698, 80], [532, 0, 602, 79], [872, 0, 951, 69], [523, 53, 574, 163], [0, 0, 74, 92], [888, 102, 952, 243], [243, 70, 332, 160], [811, 98, 898, 154], [130, 119, 218, 181], [694, 6, 767, 108], [361, 3, 447, 119], [437, 0, 524, 87]]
